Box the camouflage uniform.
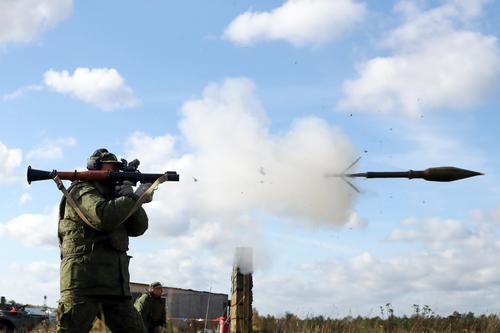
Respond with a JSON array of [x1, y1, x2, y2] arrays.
[[56, 177, 148, 333], [134, 284, 167, 333]]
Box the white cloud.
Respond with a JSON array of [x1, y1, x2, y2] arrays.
[[0, 141, 22, 183], [338, 0, 500, 117], [224, 0, 366, 47], [124, 132, 176, 171], [18, 193, 32, 206], [387, 217, 486, 250], [469, 203, 500, 225], [125, 77, 358, 231], [0, 206, 58, 248], [254, 213, 500, 316], [0, 261, 59, 306], [44, 68, 140, 111], [2, 85, 44, 101], [0, 0, 72, 44], [26, 137, 77, 161]]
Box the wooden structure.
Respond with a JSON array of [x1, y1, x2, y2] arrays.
[[230, 248, 253, 333]]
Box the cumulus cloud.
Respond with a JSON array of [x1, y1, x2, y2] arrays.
[[338, 0, 500, 117], [0, 0, 72, 45], [26, 137, 77, 161], [0, 206, 58, 247], [254, 212, 500, 316], [0, 261, 59, 306], [0, 141, 22, 183], [224, 0, 366, 47], [387, 217, 491, 250], [44, 68, 140, 111], [124, 77, 358, 233]]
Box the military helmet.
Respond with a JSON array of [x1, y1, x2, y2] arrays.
[[149, 281, 163, 290], [87, 148, 122, 170]]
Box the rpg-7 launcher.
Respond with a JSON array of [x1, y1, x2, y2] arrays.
[[27, 166, 179, 184]]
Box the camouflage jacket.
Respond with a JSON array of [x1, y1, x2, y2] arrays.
[[58, 181, 148, 297], [134, 292, 166, 330]]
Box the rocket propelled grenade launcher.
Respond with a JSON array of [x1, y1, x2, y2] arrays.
[[27, 166, 179, 184], [347, 166, 483, 182]]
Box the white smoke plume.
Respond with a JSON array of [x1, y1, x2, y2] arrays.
[[125, 77, 358, 232], [234, 247, 254, 275]]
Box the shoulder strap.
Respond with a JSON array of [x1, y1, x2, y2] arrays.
[[120, 173, 170, 224], [52, 174, 99, 231]]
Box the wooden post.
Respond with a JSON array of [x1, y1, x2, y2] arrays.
[[230, 248, 253, 333]]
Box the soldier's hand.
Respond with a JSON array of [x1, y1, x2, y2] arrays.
[[134, 183, 154, 203], [115, 180, 135, 197]]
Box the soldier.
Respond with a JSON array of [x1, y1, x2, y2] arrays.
[[56, 148, 153, 333], [134, 282, 167, 333]]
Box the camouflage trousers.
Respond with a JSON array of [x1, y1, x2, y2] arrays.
[[56, 294, 146, 333]]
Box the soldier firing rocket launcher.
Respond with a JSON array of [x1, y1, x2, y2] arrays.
[[26, 152, 179, 227]]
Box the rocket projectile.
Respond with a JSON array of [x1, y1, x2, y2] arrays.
[[347, 166, 483, 182]]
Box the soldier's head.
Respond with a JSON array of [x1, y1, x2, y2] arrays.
[[87, 148, 122, 171], [149, 281, 163, 297]]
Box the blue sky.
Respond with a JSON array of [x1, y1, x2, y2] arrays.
[[0, 0, 500, 318]]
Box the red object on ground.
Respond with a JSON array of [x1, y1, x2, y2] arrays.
[[218, 317, 228, 333], [9, 307, 17, 313]]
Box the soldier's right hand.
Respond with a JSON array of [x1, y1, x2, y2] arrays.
[[114, 180, 135, 197]]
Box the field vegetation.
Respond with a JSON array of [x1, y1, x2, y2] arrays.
[[9, 304, 500, 332], [252, 305, 500, 333]]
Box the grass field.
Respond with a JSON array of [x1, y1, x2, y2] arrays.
[[15, 311, 500, 333], [10, 303, 500, 333]]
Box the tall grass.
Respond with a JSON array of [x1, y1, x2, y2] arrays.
[[21, 307, 500, 332], [253, 306, 500, 333]]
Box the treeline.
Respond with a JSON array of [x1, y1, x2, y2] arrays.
[[253, 307, 500, 333]]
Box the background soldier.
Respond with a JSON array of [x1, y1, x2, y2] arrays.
[[134, 281, 167, 333], [56, 148, 153, 333]]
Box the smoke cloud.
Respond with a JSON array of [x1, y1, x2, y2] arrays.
[[234, 247, 254, 275], [125, 77, 358, 232]]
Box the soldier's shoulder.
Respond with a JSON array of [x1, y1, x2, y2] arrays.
[[69, 181, 97, 198]]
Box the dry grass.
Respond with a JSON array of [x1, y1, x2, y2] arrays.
[[19, 310, 500, 332]]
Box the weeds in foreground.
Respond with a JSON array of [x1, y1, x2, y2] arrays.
[[18, 305, 500, 333], [253, 305, 500, 333]]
